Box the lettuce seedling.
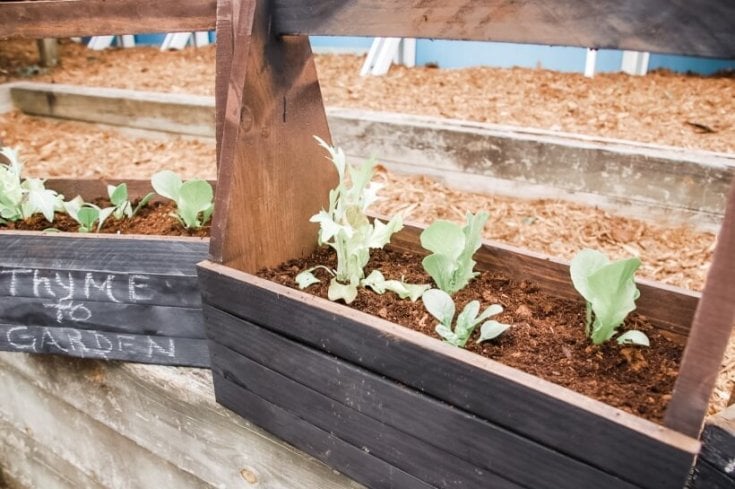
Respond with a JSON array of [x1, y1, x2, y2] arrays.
[[295, 137, 405, 304], [151, 171, 213, 230], [0, 147, 63, 223], [63, 196, 114, 233], [570, 249, 649, 346], [422, 289, 510, 348], [361, 270, 430, 302], [420, 211, 489, 295], [107, 183, 154, 220]]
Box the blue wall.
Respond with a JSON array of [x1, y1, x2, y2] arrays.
[[125, 34, 735, 75]]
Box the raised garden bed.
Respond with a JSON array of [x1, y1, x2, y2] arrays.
[[0, 179, 210, 367]]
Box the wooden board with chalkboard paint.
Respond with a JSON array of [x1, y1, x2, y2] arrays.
[[689, 408, 735, 488], [0, 180, 211, 367]]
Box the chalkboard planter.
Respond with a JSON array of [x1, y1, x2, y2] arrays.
[[689, 406, 735, 489], [0, 179, 211, 367], [198, 223, 705, 489]]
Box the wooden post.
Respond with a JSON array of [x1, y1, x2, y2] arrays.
[[36, 38, 58, 67], [209, 0, 336, 272], [665, 182, 735, 437]]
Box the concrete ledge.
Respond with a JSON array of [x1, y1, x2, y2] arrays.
[[6, 82, 734, 229], [0, 352, 363, 489]]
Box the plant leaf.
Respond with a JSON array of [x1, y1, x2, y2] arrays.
[[476, 303, 504, 324], [421, 254, 456, 293], [422, 289, 455, 327], [151, 170, 182, 202], [295, 269, 321, 289], [108, 183, 128, 207], [420, 220, 465, 259], [570, 249, 609, 303], [368, 215, 403, 248], [178, 179, 214, 229], [587, 256, 641, 344], [616, 330, 650, 347], [327, 278, 358, 304], [435, 324, 461, 346], [478, 320, 511, 342]]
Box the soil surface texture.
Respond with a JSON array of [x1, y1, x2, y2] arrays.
[[1, 200, 210, 237], [260, 246, 683, 423]]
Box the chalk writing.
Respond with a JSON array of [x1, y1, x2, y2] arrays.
[[0, 268, 156, 324], [4, 326, 176, 361]]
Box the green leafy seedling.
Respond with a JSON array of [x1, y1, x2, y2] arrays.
[[295, 137, 406, 304], [421, 211, 489, 295], [0, 147, 63, 223], [570, 249, 649, 346], [63, 196, 114, 233], [361, 270, 430, 302], [107, 183, 154, 220], [422, 289, 510, 348], [151, 171, 213, 230]]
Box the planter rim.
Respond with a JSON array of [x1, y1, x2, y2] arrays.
[[0, 229, 210, 243]]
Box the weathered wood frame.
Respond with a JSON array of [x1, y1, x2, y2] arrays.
[[0, 180, 210, 367], [200, 0, 735, 488]]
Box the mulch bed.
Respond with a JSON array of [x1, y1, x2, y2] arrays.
[[260, 245, 683, 423]]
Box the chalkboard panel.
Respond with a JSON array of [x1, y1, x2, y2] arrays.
[[0, 232, 210, 367]]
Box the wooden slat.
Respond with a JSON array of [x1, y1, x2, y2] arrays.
[[665, 183, 735, 437], [688, 460, 735, 489], [198, 261, 699, 489], [212, 374, 435, 489], [209, 0, 337, 270], [214, 0, 234, 164], [207, 306, 641, 489], [391, 221, 699, 338], [211, 341, 524, 489], [699, 412, 735, 477], [271, 0, 735, 59], [0, 324, 209, 367], [0, 0, 217, 39]]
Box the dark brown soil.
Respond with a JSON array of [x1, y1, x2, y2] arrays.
[[259, 246, 684, 423], [0, 200, 210, 237]]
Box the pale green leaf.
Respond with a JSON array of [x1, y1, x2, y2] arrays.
[[295, 270, 321, 289], [570, 249, 609, 303], [151, 170, 182, 202], [587, 257, 641, 344], [420, 220, 465, 258], [422, 289, 455, 327], [327, 278, 358, 304], [478, 320, 511, 342], [368, 215, 403, 248], [421, 254, 456, 293]]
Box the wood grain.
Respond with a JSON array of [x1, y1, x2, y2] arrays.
[[665, 182, 735, 437], [199, 261, 699, 489], [271, 0, 735, 58], [207, 306, 642, 489], [698, 413, 735, 479], [0, 0, 217, 39], [209, 0, 337, 270], [213, 373, 435, 489]]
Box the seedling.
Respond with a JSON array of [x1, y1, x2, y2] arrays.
[[0, 147, 63, 223], [422, 288, 510, 348], [361, 270, 430, 301], [420, 211, 489, 295], [295, 137, 405, 304], [107, 183, 154, 220], [570, 249, 649, 346], [63, 196, 114, 233], [151, 170, 213, 230]]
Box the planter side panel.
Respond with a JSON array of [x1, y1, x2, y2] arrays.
[[199, 263, 698, 489], [0, 234, 210, 367]]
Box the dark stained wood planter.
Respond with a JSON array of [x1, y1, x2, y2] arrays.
[[198, 223, 705, 489], [0, 179, 210, 367], [689, 406, 735, 489]]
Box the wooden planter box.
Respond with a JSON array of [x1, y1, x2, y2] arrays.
[[0, 179, 210, 367], [689, 406, 735, 489], [199, 1, 735, 487], [199, 224, 705, 489]]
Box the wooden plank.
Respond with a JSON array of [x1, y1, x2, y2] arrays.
[[213, 373, 435, 489], [199, 261, 700, 489], [391, 222, 699, 338], [270, 0, 735, 59], [209, 0, 337, 271], [0, 0, 217, 39], [688, 460, 735, 489], [207, 306, 640, 489], [0, 298, 203, 338], [1, 352, 364, 489], [210, 341, 525, 489], [665, 182, 735, 436], [699, 413, 735, 477], [0, 324, 209, 367], [0, 233, 208, 275], [215, 0, 234, 163]]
